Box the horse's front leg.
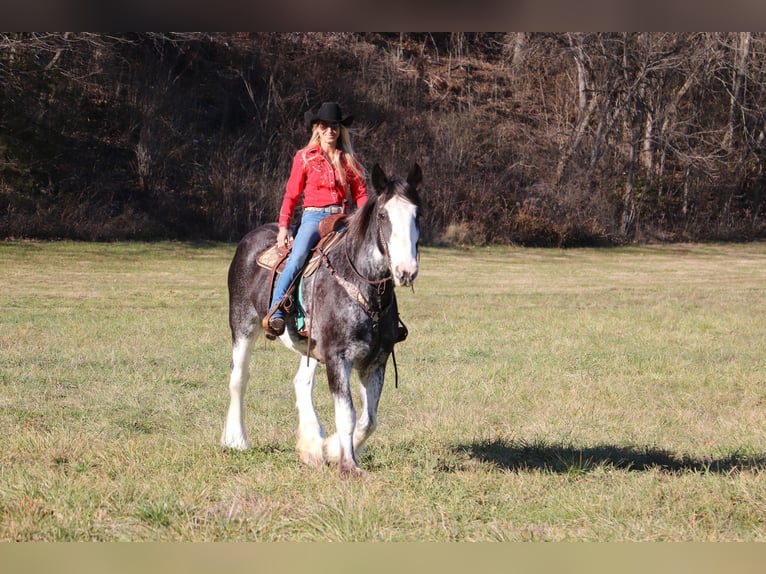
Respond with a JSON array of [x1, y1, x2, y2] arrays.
[[293, 356, 325, 467], [323, 357, 365, 478], [353, 365, 385, 458]]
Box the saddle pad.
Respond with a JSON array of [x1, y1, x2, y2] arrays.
[[256, 244, 290, 271], [255, 229, 345, 275]]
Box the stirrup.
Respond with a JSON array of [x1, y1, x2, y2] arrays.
[[262, 305, 285, 339]]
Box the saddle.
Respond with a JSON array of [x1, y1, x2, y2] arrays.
[[256, 214, 347, 340], [256, 214, 347, 275]]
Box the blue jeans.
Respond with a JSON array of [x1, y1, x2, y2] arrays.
[[269, 210, 331, 319]]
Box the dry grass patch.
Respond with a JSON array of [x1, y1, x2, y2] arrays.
[[1, 241, 766, 540]]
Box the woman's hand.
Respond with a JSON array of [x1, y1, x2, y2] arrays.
[[277, 227, 292, 248]]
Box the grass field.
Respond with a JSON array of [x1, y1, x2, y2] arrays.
[[1, 240, 766, 541]]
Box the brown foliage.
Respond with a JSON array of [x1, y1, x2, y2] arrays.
[[1, 32, 766, 245]]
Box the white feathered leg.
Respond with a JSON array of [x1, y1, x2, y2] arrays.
[[221, 336, 254, 450], [294, 357, 325, 466], [323, 359, 365, 477]]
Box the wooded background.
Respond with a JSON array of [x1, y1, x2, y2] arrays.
[[2, 32, 766, 245]]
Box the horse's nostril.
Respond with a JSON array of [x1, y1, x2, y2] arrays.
[[396, 268, 417, 285]]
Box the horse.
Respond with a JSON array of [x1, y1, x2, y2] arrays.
[[222, 163, 423, 477]]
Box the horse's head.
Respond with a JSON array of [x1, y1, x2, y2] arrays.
[[371, 163, 423, 287]]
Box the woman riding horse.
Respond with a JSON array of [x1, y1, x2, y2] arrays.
[[223, 159, 423, 477], [263, 102, 368, 338]]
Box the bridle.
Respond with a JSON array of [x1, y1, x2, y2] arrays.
[[342, 215, 393, 296], [337, 203, 395, 317], [342, 197, 420, 295]]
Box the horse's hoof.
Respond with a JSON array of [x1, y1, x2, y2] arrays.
[[339, 466, 369, 480], [222, 441, 250, 451], [322, 435, 341, 463], [221, 432, 250, 451], [299, 449, 325, 468]]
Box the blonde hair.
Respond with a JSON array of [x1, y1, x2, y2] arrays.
[[303, 123, 365, 188]]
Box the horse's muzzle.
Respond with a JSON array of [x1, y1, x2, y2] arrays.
[[394, 263, 418, 287]]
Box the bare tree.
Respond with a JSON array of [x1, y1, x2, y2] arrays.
[[725, 32, 752, 151]]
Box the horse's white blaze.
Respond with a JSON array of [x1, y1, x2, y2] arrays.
[[293, 357, 325, 465], [384, 196, 419, 286], [222, 337, 254, 450]]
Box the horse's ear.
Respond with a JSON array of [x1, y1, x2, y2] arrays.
[[371, 163, 388, 193], [407, 163, 422, 188]]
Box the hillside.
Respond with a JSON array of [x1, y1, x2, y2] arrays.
[[1, 32, 765, 245]]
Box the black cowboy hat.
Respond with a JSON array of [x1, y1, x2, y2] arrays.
[[304, 102, 354, 131]]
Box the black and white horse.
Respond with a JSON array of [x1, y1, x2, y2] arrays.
[[222, 163, 422, 477]]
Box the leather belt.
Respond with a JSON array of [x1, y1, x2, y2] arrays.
[[305, 205, 344, 214]]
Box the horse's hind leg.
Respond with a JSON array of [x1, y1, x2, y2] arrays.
[[294, 356, 326, 467], [221, 334, 255, 450]]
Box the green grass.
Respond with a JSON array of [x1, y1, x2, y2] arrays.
[[2, 240, 766, 540]]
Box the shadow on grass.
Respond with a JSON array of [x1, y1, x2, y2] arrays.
[[448, 438, 766, 475]]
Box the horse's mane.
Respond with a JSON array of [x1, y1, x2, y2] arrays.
[[345, 191, 379, 248]]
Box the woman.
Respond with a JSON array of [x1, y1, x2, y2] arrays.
[[263, 102, 368, 337]]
